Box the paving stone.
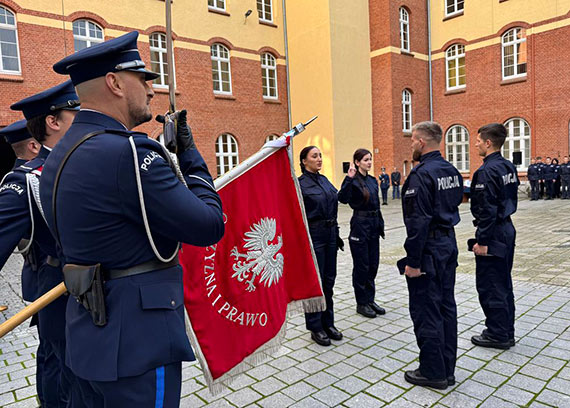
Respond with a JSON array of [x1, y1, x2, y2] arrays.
[[312, 385, 350, 406], [506, 373, 546, 394], [274, 367, 309, 385], [536, 389, 570, 407], [471, 370, 508, 388], [401, 386, 443, 406], [269, 356, 298, 370], [546, 377, 570, 395], [354, 366, 389, 384], [180, 394, 205, 407], [257, 392, 295, 408], [303, 371, 338, 389], [439, 392, 480, 408], [455, 379, 495, 401], [478, 396, 519, 408], [520, 363, 558, 381], [493, 384, 535, 406], [0, 392, 16, 406], [324, 362, 357, 379], [280, 381, 316, 401], [366, 381, 405, 402], [247, 364, 278, 381], [224, 387, 262, 407], [344, 392, 385, 408], [456, 355, 486, 372], [530, 355, 567, 371], [485, 360, 520, 377], [251, 377, 286, 396], [296, 358, 328, 375], [333, 376, 369, 395]]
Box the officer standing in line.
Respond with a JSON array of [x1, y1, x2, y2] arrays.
[[560, 156, 570, 199], [40, 32, 224, 406], [543, 157, 556, 200], [391, 166, 401, 200], [552, 158, 561, 198], [536, 156, 545, 198], [379, 167, 390, 205], [470, 123, 519, 349], [1, 82, 80, 407], [527, 158, 540, 201], [298, 146, 343, 347], [401, 121, 463, 390]]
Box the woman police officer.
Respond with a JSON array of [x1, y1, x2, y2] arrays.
[[338, 148, 386, 318], [298, 146, 343, 346]]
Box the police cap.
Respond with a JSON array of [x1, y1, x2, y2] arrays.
[[0, 119, 31, 144], [10, 80, 80, 120], [52, 31, 159, 86]]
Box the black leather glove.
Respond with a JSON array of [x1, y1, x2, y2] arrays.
[[336, 232, 344, 251], [176, 110, 196, 152]]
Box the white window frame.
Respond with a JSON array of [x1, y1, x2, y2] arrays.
[[0, 6, 21, 74], [257, 0, 273, 23], [265, 134, 279, 143], [402, 89, 412, 133], [72, 19, 104, 52], [503, 118, 531, 170], [445, 0, 464, 17], [446, 44, 466, 90], [445, 125, 470, 172], [208, 0, 226, 12], [149, 32, 175, 89], [261, 53, 278, 99], [399, 8, 410, 52], [211, 43, 232, 95], [216, 133, 239, 176], [502, 27, 527, 80]]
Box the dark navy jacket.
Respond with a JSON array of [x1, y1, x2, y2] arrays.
[[379, 173, 390, 190], [401, 151, 463, 269], [39, 110, 224, 382], [299, 171, 338, 244], [543, 163, 557, 180], [338, 172, 384, 239], [527, 163, 540, 182], [471, 151, 519, 246], [560, 162, 570, 179], [391, 171, 401, 186]]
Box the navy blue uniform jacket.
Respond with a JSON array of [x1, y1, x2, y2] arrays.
[[527, 163, 540, 182], [401, 151, 463, 268], [40, 110, 224, 382], [299, 171, 338, 243]]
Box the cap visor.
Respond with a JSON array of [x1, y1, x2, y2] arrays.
[[125, 67, 160, 80]]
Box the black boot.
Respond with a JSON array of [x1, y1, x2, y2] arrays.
[[324, 326, 343, 341], [369, 302, 386, 315], [310, 331, 331, 346], [356, 304, 376, 318], [404, 369, 448, 389], [471, 334, 511, 349]]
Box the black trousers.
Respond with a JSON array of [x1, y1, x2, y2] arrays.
[[406, 235, 457, 380], [305, 227, 338, 331], [475, 222, 516, 342], [349, 235, 379, 305], [530, 180, 539, 200], [561, 178, 570, 199], [545, 180, 554, 199], [381, 188, 389, 203]]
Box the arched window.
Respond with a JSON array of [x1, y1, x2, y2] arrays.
[[446, 44, 465, 90], [503, 118, 531, 169], [215, 133, 239, 176], [402, 89, 412, 132], [446, 125, 469, 172], [265, 134, 279, 143], [502, 28, 527, 80], [211, 43, 232, 94], [399, 8, 410, 52], [261, 53, 277, 99], [150, 33, 173, 88], [257, 0, 273, 23], [73, 20, 104, 52], [0, 6, 21, 73]]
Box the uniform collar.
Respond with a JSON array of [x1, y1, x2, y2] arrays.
[[74, 109, 129, 130], [37, 145, 51, 160], [13, 158, 27, 169], [419, 150, 441, 163], [483, 151, 502, 162]]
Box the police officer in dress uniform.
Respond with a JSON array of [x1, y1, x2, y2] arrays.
[[536, 156, 545, 199], [543, 157, 556, 200], [470, 123, 519, 350], [39, 31, 224, 407], [338, 148, 386, 318], [298, 146, 343, 347], [1, 82, 80, 407], [401, 122, 463, 390], [560, 156, 570, 200], [379, 168, 390, 205], [527, 158, 540, 201]]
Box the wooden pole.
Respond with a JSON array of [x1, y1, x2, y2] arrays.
[[0, 282, 67, 338]]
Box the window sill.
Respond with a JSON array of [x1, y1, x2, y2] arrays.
[[400, 50, 414, 57], [0, 73, 24, 82], [402, 131, 412, 137], [263, 98, 281, 104], [208, 8, 230, 17], [153, 87, 180, 95], [214, 93, 236, 100], [500, 76, 527, 86], [445, 87, 466, 95], [259, 20, 277, 28], [443, 10, 464, 21]]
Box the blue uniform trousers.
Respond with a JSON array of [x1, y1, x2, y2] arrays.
[[70, 362, 181, 408], [380, 187, 389, 204], [305, 225, 337, 331], [406, 234, 457, 380], [530, 180, 539, 200], [40, 338, 73, 408], [349, 236, 379, 305], [562, 178, 569, 199], [35, 322, 45, 406], [392, 186, 400, 199], [475, 222, 516, 342], [545, 180, 554, 199]]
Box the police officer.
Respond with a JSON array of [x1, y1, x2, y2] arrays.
[[391, 166, 401, 200], [470, 123, 519, 350], [338, 148, 386, 318], [379, 168, 390, 205], [560, 156, 570, 199], [536, 156, 545, 198], [553, 158, 561, 198], [543, 157, 556, 200], [40, 32, 224, 406], [1, 82, 80, 407], [298, 146, 342, 346], [527, 158, 540, 201], [401, 122, 463, 390]]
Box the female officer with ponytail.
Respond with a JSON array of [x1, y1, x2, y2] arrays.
[[338, 148, 385, 318], [299, 146, 343, 346]]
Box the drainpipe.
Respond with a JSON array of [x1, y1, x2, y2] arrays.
[[427, 0, 433, 121], [282, 0, 292, 128]]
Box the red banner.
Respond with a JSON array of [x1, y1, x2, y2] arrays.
[[180, 147, 324, 391]]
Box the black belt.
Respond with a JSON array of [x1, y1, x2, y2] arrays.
[[428, 228, 454, 239], [104, 258, 179, 281], [46, 255, 61, 268], [308, 219, 337, 227], [354, 210, 379, 217]]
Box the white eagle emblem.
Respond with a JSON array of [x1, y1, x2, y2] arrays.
[[230, 218, 284, 292]]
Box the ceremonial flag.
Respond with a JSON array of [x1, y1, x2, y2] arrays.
[[180, 136, 324, 392]]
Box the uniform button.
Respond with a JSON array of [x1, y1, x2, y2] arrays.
[[171, 300, 176, 307]]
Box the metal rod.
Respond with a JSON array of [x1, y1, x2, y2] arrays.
[[165, 0, 176, 113]]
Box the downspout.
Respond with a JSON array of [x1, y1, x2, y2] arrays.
[[427, 0, 433, 121], [282, 0, 292, 128]]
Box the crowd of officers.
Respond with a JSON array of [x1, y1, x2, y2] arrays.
[[527, 156, 570, 200]]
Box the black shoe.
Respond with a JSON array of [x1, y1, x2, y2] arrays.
[[310, 331, 331, 346], [369, 302, 386, 315], [382, 202, 388, 205], [447, 375, 455, 386], [404, 369, 448, 389], [324, 326, 343, 341], [356, 304, 376, 318], [471, 334, 511, 349]]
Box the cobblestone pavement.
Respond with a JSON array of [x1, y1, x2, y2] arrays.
[[2, 198, 570, 407]]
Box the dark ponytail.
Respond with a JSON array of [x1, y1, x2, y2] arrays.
[[353, 148, 372, 203], [299, 145, 318, 173]]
